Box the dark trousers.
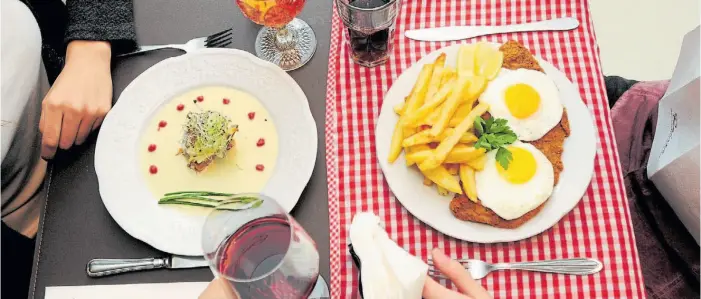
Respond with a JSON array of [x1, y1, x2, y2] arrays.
[[2, 222, 36, 299]]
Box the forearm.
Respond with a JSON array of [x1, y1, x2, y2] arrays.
[[65, 0, 137, 54]]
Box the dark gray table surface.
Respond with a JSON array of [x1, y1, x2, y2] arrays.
[[29, 1, 332, 298]]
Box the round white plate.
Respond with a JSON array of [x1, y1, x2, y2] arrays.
[[376, 44, 596, 243], [95, 49, 317, 255]]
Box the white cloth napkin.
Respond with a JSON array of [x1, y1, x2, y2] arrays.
[[44, 282, 209, 299], [350, 212, 428, 299]]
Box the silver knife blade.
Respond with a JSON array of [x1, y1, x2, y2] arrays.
[[404, 26, 490, 42], [168, 255, 209, 269], [404, 17, 580, 42]]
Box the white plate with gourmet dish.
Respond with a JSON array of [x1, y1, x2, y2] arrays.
[[376, 41, 596, 243], [95, 49, 317, 255]]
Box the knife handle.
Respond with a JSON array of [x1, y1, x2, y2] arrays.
[[86, 258, 169, 277]]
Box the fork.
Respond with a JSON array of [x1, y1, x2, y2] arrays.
[[428, 258, 602, 280], [117, 28, 233, 57]]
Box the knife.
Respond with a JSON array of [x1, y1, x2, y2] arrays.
[[86, 256, 208, 277], [404, 17, 580, 42]]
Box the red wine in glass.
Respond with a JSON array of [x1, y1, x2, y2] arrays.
[[215, 215, 320, 299]]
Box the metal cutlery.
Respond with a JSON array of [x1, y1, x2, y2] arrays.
[[428, 258, 602, 279], [404, 17, 580, 42], [86, 255, 208, 277], [117, 28, 233, 57]]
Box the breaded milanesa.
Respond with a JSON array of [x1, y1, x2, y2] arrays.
[[449, 41, 570, 229]]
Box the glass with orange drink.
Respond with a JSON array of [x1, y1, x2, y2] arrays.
[[236, 0, 317, 71]]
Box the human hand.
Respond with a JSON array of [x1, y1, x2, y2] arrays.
[[40, 40, 113, 159], [199, 278, 238, 299], [423, 248, 492, 299]]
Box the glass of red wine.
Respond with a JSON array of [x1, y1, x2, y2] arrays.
[[335, 0, 400, 67], [201, 193, 328, 299]]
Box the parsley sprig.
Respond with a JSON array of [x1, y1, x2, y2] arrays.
[[473, 117, 518, 169]]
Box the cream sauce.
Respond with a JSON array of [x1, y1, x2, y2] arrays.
[[139, 86, 278, 199]]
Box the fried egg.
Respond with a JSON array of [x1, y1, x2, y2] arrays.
[[479, 68, 563, 141], [475, 142, 554, 220]]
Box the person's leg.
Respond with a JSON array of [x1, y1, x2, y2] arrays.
[[1, 221, 36, 299]]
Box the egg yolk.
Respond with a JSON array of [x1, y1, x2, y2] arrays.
[[497, 147, 537, 184], [504, 83, 540, 119]]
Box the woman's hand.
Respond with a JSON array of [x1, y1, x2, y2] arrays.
[[423, 248, 492, 299], [199, 278, 238, 299], [40, 40, 113, 159]]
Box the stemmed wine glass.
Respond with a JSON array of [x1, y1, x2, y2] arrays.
[[236, 0, 317, 71], [202, 193, 329, 299]]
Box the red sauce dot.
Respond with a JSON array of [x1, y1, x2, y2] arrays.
[[197, 96, 204, 102], [255, 164, 264, 171], [149, 165, 158, 174], [223, 98, 230, 105], [148, 144, 157, 152], [248, 112, 256, 120], [158, 120, 167, 131], [176, 104, 184, 111], [256, 138, 265, 147]]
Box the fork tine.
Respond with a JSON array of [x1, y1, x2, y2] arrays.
[[206, 38, 232, 49], [207, 39, 232, 49], [206, 28, 232, 41], [207, 32, 232, 45], [426, 259, 471, 266], [427, 269, 446, 278], [206, 32, 233, 48]]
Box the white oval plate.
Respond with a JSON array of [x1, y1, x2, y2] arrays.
[[95, 49, 317, 255], [376, 44, 596, 243]]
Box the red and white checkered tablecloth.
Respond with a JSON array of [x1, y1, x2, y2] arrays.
[[323, 0, 646, 298]]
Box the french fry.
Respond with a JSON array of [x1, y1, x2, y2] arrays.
[[394, 103, 405, 115], [403, 64, 435, 114], [406, 145, 485, 164], [402, 129, 477, 147], [446, 76, 486, 127], [463, 75, 487, 108], [418, 102, 489, 171], [421, 165, 462, 194], [442, 67, 456, 84], [423, 108, 441, 126], [389, 64, 434, 163], [423, 175, 434, 186], [466, 153, 487, 171], [405, 144, 430, 166], [401, 78, 456, 127], [436, 185, 450, 196], [421, 54, 446, 108], [434, 52, 447, 67], [424, 65, 445, 102], [429, 76, 472, 137], [448, 103, 472, 127], [388, 122, 405, 163], [459, 164, 478, 202], [459, 132, 479, 143], [444, 146, 486, 164]]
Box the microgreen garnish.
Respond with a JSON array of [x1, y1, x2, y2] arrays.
[[473, 117, 518, 169]]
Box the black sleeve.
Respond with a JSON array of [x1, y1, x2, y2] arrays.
[[65, 0, 137, 54]]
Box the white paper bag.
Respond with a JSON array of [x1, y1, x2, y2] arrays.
[[647, 25, 700, 244]]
